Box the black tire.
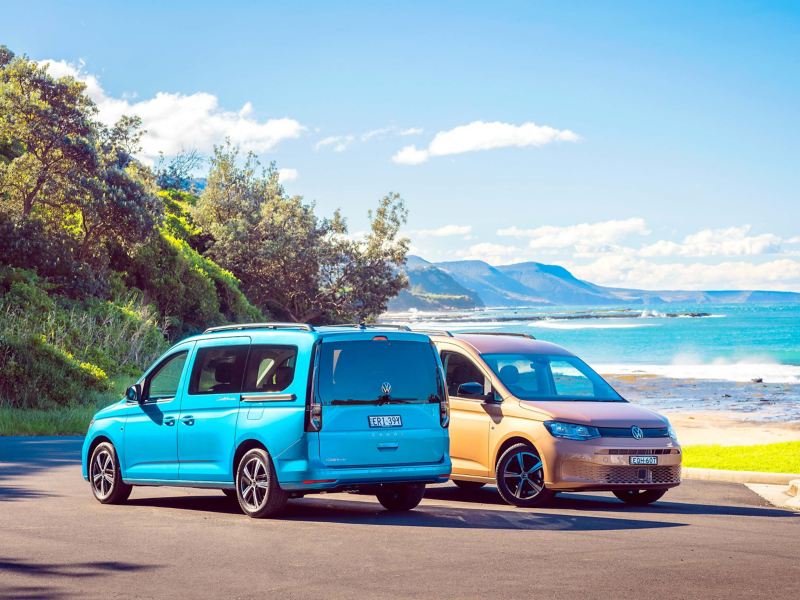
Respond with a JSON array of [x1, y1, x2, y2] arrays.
[[221, 488, 237, 500], [376, 483, 426, 512], [453, 480, 486, 491], [495, 442, 554, 508], [235, 448, 288, 518], [613, 489, 667, 506], [89, 441, 132, 504]]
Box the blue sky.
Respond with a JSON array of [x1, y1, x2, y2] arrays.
[[3, 1, 800, 290]]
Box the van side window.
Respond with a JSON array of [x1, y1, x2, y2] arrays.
[[145, 351, 188, 401], [189, 346, 249, 395], [440, 351, 487, 397], [243, 345, 298, 392]]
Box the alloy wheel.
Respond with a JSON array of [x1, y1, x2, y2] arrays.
[[502, 450, 545, 500], [238, 455, 270, 511], [91, 448, 115, 499]]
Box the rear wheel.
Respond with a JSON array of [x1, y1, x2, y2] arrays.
[[376, 483, 426, 512], [495, 442, 554, 508], [453, 480, 485, 491], [613, 489, 667, 506], [89, 442, 132, 504], [235, 448, 288, 518]]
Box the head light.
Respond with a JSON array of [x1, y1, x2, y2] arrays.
[[667, 422, 679, 442], [544, 421, 600, 441]]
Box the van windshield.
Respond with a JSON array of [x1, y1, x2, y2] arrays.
[[482, 353, 624, 402], [318, 340, 442, 405]]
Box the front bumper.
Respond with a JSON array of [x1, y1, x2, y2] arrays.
[[542, 437, 682, 492]]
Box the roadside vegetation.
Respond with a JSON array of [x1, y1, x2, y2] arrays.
[[0, 45, 410, 431], [683, 442, 800, 474]]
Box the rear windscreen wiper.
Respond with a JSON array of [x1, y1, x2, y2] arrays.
[[330, 397, 423, 405]]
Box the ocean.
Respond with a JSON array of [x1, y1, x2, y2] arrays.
[[385, 304, 800, 422]]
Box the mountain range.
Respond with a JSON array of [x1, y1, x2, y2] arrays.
[[387, 256, 800, 310]]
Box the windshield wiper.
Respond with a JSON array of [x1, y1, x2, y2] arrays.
[[331, 397, 424, 406]]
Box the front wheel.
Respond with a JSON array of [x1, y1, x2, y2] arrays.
[[376, 483, 426, 512], [89, 442, 132, 504], [613, 489, 667, 506], [495, 442, 554, 508], [235, 448, 288, 518]]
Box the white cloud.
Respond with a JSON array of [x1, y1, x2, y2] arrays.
[[416, 224, 473, 237], [455, 242, 527, 265], [498, 218, 650, 253], [640, 225, 783, 257], [392, 120, 580, 165], [570, 255, 800, 291], [277, 168, 298, 183], [399, 127, 423, 136], [314, 135, 355, 152], [40, 59, 305, 163]]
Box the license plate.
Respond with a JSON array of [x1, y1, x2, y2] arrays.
[[629, 456, 658, 465], [368, 415, 402, 428]]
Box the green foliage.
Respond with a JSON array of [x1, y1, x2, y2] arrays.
[[0, 267, 168, 378], [0, 404, 103, 435], [0, 334, 110, 408], [196, 141, 409, 323]]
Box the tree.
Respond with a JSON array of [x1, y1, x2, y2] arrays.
[[195, 142, 409, 323], [0, 49, 98, 219], [154, 150, 203, 191], [0, 50, 161, 267]]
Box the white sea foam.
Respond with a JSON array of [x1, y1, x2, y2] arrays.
[[596, 362, 800, 384], [530, 321, 656, 330]]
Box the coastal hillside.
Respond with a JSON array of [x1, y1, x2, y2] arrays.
[[388, 256, 800, 309]]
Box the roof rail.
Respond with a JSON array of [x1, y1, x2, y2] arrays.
[[203, 322, 315, 334], [460, 331, 536, 339], [409, 328, 454, 337], [322, 323, 412, 331]]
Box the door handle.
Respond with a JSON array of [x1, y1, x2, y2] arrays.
[[377, 442, 399, 450], [163, 417, 176, 426], [181, 415, 195, 426]]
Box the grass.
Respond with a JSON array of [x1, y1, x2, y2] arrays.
[[683, 441, 800, 474], [0, 404, 101, 436]]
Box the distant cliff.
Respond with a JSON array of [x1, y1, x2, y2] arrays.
[[388, 256, 800, 310]]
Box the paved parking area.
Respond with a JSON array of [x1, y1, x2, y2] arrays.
[[1, 437, 798, 599]]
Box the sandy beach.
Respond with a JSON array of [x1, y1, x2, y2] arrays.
[[604, 373, 800, 446]]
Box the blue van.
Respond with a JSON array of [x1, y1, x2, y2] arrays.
[[82, 323, 451, 517]]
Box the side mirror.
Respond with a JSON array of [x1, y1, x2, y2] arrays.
[[125, 384, 142, 404], [457, 382, 485, 397]]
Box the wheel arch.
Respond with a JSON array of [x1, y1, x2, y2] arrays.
[[492, 434, 542, 478], [232, 438, 268, 481]]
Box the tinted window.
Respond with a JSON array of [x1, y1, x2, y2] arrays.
[[189, 345, 248, 395], [318, 340, 440, 405], [482, 353, 623, 402], [441, 351, 488, 397], [243, 345, 298, 392], [146, 351, 188, 400]]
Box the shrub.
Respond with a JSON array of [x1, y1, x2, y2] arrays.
[[0, 334, 111, 408]]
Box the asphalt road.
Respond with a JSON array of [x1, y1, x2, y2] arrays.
[[1, 437, 798, 600]]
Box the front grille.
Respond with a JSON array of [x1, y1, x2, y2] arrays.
[[562, 462, 681, 485], [598, 427, 670, 438]]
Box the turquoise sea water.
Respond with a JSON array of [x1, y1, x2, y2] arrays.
[[387, 304, 800, 384]]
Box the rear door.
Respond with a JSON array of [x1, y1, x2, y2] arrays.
[[177, 336, 249, 482], [316, 334, 446, 468]]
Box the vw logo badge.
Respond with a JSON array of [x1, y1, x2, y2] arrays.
[[381, 382, 392, 395], [631, 426, 644, 440]]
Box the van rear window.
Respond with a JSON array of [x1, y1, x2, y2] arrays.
[[317, 340, 441, 405]]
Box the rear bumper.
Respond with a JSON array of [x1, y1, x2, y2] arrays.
[[543, 437, 682, 492], [277, 458, 452, 491]]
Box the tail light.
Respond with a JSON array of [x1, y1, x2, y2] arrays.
[[439, 393, 450, 428], [307, 400, 323, 431], [305, 341, 322, 432]]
